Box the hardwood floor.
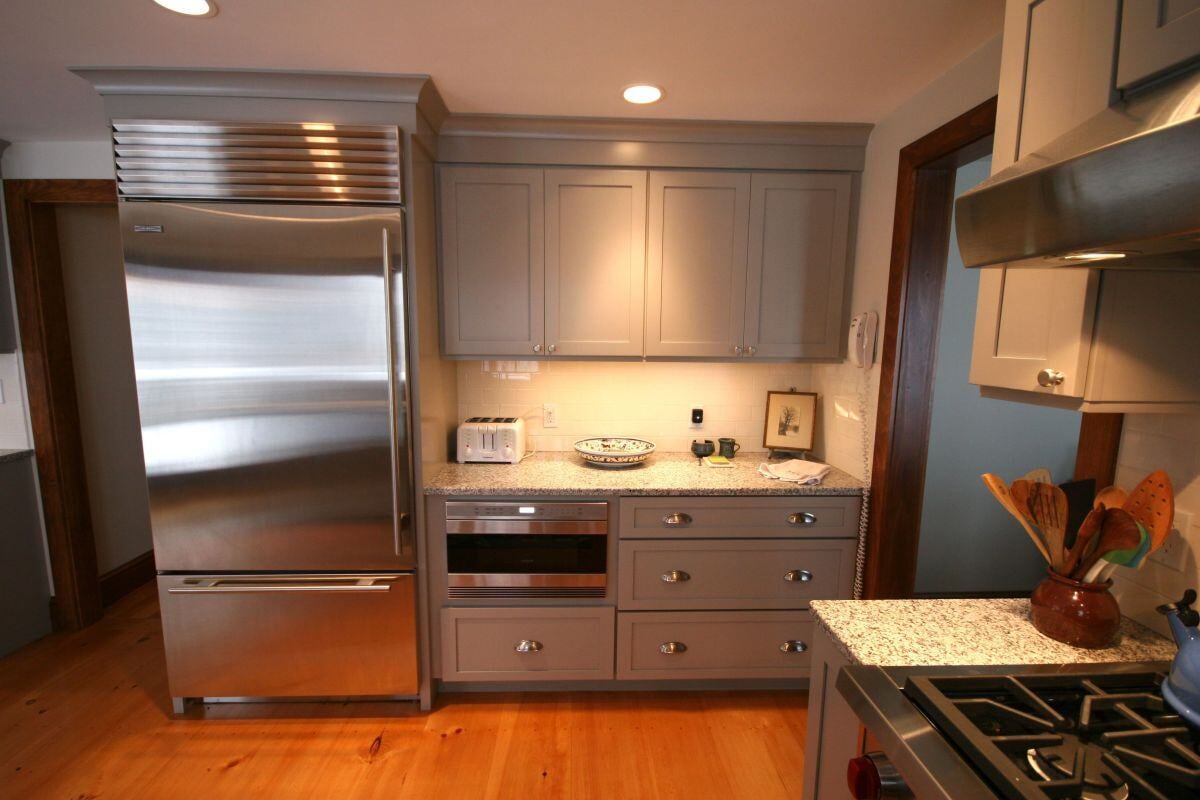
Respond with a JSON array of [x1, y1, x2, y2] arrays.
[[0, 583, 809, 799]]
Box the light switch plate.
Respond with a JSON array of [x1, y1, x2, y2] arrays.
[[1149, 510, 1194, 572], [0, 378, 5, 404]]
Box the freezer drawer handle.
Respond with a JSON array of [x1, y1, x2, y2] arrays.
[[166, 577, 398, 593]]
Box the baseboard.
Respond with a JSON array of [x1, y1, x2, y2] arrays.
[[99, 551, 155, 607]]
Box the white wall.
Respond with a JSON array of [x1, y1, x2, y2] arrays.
[[1, 141, 113, 180], [812, 35, 1003, 479], [457, 361, 815, 455]]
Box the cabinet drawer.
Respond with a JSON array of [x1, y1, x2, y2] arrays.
[[619, 495, 859, 539], [617, 611, 812, 679], [440, 607, 614, 682], [618, 539, 855, 610]]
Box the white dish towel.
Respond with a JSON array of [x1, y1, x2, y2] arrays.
[[758, 458, 831, 485]]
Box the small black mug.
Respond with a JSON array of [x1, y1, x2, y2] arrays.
[[718, 438, 741, 459]]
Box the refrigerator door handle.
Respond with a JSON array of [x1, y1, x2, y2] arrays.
[[167, 576, 400, 593], [382, 226, 412, 560]]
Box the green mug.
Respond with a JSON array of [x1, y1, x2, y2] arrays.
[[718, 438, 740, 459]]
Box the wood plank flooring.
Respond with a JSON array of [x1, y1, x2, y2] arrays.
[[0, 583, 809, 799]]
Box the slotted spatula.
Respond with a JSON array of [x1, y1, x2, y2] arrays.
[[1027, 481, 1069, 573], [1123, 470, 1175, 552]]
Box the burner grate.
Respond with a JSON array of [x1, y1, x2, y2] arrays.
[[905, 672, 1200, 800]]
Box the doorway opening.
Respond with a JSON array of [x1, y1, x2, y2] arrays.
[[862, 99, 1122, 599]]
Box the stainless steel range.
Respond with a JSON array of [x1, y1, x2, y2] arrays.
[[839, 662, 1199, 800]]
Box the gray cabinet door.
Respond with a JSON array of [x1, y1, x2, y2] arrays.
[[545, 169, 646, 357], [645, 171, 750, 358], [1116, 0, 1200, 90], [438, 166, 545, 356], [743, 173, 851, 360]]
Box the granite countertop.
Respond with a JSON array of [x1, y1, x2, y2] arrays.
[[0, 449, 34, 465], [809, 599, 1177, 667], [423, 451, 865, 497]]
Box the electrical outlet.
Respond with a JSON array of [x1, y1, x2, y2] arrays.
[[542, 403, 559, 429], [1149, 510, 1194, 572], [0, 378, 5, 404]]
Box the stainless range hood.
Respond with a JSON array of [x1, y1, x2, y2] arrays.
[[956, 68, 1200, 270]]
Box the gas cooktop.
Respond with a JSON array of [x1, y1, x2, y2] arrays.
[[838, 662, 1197, 800], [906, 671, 1200, 800]]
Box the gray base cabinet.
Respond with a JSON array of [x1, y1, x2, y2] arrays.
[[616, 611, 813, 680], [440, 607, 615, 682]]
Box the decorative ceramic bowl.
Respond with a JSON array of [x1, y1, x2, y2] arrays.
[[574, 437, 656, 468]]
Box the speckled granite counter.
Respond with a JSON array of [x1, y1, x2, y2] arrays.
[[424, 451, 865, 497], [810, 598, 1176, 666], [0, 449, 33, 465]]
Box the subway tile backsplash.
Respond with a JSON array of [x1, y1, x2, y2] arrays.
[[1110, 413, 1200, 638], [457, 361, 815, 454]]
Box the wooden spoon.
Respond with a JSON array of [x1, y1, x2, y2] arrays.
[[1024, 468, 1053, 485], [1062, 506, 1104, 576], [1093, 485, 1128, 510], [1072, 508, 1142, 581], [1123, 470, 1175, 551], [982, 473, 1052, 565], [1027, 482, 1069, 573]]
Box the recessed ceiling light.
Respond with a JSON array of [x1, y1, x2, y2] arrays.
[[152, 0, 218, 17], [1058, 251, 1129, 262], [623, 84, 663, 105]]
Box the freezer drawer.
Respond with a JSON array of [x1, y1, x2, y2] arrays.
[[158, 573, 418, 699]]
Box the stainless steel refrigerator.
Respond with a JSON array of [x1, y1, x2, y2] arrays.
[[114, 121, 417, 711]]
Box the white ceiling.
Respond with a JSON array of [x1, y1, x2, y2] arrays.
[[0, 0, 1003, 142]]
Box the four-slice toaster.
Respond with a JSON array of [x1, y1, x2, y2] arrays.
[[456, 417, 527, 463]]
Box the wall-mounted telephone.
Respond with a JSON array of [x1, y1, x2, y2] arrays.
[[848, 311, 878, 368]]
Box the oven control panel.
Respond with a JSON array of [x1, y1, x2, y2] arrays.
[[445, 501, 608, 522]]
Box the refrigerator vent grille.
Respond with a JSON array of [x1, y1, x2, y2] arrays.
[[111, 119, 403, 203]]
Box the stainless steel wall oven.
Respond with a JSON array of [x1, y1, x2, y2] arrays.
[[445, 502, 608, 598]]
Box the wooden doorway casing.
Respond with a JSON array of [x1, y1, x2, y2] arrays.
[[861, 99, 1122, 599], [4, 179, 118, 629]]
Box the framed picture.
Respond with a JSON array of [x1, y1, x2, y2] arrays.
[[763, 390, 817, 453]]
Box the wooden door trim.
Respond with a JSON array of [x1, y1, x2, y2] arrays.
[[861, 98, 1124, 598], [4, 179, 117, 629]]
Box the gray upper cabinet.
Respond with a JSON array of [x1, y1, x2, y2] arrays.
[[645, 171, 750, 358], [545, 169, 646, 357], [1116, 0, 1200, 90], [438, 166, 545, 357], [743, 173, 851, 360]]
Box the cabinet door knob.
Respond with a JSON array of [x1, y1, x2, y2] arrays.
[[662, 512, 693, 527], [661, 570, 691, 583], [514, 639, 543, 653], [659, 641, 688, 655], [780, 640, 808, 654], [784, 569, 813, 583], [745, 345, 757, 356], [733, 345, 743, 355], [547, 344, 557, 353], [788, 512, 817, 526], [1036, 368, 1065, 387], [532, 344, 543, 354]]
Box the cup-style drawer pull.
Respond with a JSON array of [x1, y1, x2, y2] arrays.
[[659, 641, 688, 655], [662, 512, 693, 527], [783, 569, 813, 583], [661, 570, 691, 583], [780, 640, 808, 654], [514, 639, 543, 653], [787, 512, 817, 526]]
